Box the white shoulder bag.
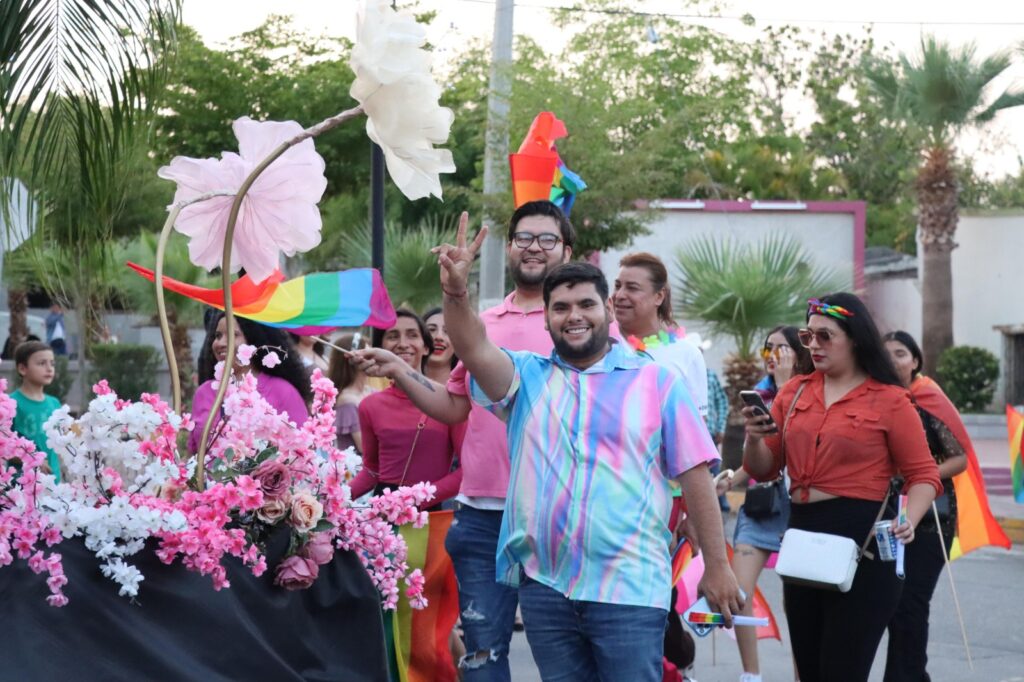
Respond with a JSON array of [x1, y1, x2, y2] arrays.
[[772, 382, 891, 592]]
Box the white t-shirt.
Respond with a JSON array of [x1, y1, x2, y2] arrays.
[[643, 341, 709, 418]]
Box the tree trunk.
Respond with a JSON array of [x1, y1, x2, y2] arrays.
[[916, 145, 959, 376], [6, 288, 29, 355], [920, 245, 954, 377], [170, 315, 195, 403]]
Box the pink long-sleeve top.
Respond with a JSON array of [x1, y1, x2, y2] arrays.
[[188, 373, 309, 454], [350, 385, 466, 506]]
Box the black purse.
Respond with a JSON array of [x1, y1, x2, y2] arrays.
[[743, 479, 784, 518]]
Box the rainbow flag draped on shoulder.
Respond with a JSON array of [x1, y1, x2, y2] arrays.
[[127, 262, 397, 334], [508, 112, 586, 216], [911, 376, 1011, 557]]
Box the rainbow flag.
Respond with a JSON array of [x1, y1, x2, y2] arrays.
[[390, 511, 460, 682], [671, 541, 781, 641], [1006, 405, 1024, 503], [910, 376, 1011, 558], [127, 262, 396, 334], [508, 112, 586, 215]]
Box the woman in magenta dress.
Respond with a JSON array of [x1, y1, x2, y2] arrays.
[[348, 309, 464, 510], [189, 312, 311, 454]]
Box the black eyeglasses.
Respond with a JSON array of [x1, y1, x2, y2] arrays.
[[511, 232, 562, 251]]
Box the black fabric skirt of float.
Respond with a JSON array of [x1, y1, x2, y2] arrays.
[[0, 530, 388, 681]]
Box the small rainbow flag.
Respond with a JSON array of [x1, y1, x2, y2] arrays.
[[508, 112, 586, 215], [127, 262, 397, 334], [1006, 405, 1024, 503]]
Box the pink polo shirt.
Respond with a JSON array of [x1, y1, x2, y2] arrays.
[[448, 293, 553, 502], [449, 291, 620, 504]]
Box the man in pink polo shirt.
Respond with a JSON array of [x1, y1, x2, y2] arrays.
[[353, 200, 573, 681]]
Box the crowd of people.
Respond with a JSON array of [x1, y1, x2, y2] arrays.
[[6, 199, 977, 682]]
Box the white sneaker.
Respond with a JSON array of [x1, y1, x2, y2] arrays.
[[739, 674, 762, 682]]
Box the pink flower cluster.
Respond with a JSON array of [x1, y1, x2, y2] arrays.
[[0, 361, 433, 610], [0, 380, 67, 606]]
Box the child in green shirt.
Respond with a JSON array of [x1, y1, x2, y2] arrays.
[[11, 341, 62, 482]]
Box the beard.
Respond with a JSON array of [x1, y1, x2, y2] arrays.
[[552, 321, 611, 362], [511, 258, 551, 287]]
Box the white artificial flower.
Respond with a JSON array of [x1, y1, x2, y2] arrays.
[[350, 0, 455, 200]]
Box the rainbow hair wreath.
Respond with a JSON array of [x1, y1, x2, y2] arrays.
[[807, 298, 854, 321]]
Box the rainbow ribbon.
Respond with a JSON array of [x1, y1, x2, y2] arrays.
[[686, 612, 770, 628]]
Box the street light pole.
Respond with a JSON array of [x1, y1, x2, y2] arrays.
[[370, 143, 385, 276], [477, 0, 514, 311]]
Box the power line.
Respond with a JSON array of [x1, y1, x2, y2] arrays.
[[453, 0, 1024, 27]]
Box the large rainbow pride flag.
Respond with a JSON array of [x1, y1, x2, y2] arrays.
[[127, 262, 397, 334], [911, 376, 1011, 558], [508, 112, 587, 215], [1005, 405, 1024, 504]]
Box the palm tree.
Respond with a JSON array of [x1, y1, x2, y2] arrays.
[[869, 37, 1024, 375], [117, 231, 216, 401], [335, 215, 458, 312], [674, 234, 836, 418], [1, 1, 179, 404]]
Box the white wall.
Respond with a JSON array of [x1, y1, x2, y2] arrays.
[[598, 208, 857, 374]]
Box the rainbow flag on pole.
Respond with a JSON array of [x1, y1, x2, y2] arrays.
[[1006, 405, 1024, 503], [127, 262, 396, 334], [508, 112, 586, 215]]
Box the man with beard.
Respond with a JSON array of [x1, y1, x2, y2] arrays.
[[352, 200, 577, 681], [429, 218, 742, 682]]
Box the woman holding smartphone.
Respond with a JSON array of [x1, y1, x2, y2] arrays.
[[742, 294, 941, 682], [719, 325, 813, 682]]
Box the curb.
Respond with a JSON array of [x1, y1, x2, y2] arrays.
[[996, 516, 1024, 544]]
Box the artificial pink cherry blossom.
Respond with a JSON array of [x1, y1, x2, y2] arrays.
[[158, 117, 328, 284]]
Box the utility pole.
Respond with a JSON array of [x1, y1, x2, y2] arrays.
[[477, 0, 514, 311]]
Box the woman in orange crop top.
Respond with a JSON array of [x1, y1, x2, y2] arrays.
[[742, 293, 941, 682]]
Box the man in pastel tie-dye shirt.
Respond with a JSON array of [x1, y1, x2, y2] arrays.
[[436, 216, 742, 682]]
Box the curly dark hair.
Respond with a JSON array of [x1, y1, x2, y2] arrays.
[[197, 311, 312, 403]]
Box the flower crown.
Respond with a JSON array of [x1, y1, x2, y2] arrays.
[[807, 298, 854, 321]]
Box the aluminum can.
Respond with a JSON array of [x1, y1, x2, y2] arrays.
[[873, 520, 897, 562]]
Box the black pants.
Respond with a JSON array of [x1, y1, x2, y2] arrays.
[[882, 522, 951, 682], [784, 498, 902, 682]]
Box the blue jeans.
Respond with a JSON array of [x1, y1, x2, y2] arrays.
[[444, 506, 518, 681], [518, 577, 667, 682]]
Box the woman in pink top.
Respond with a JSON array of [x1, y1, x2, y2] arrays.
[[189, 313, 310, 454], [349, 310, 464, 510]]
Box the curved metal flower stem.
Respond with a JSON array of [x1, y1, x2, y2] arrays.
[[154, 205, 184, 415], [193, 104, 365, 490]]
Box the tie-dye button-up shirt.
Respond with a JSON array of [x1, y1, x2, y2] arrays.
[[470, 342, 719, 610]]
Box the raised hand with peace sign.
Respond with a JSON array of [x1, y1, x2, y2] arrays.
[[432, 211, 488, 299]]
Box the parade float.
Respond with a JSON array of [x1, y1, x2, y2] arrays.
[[0, 2, 453, 679]]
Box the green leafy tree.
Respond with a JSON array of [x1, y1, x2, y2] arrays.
[[674, 234, 836, 415], [869, 37, 1024, 375]]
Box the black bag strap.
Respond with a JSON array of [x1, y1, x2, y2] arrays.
[[857, 489, 893, 562]]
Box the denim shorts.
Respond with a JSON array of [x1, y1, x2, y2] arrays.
[[733, 493, 790, 552]]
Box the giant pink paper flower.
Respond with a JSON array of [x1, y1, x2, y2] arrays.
[[158, 117, 328, 284]]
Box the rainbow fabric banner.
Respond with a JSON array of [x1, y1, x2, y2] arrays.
[[390, 511, 460, 682], [1006, 405, 1024, 504], [127, 262, 397, 334], [910, 376, 1011, 558], [671, 541, 781, 641], [508, 112, 587, 215]]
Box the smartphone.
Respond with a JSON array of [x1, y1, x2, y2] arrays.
[[740, 390, 777, 433]]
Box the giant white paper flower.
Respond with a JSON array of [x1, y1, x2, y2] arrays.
[[350, 0, 455, 200], [158, 117, 328, 284]]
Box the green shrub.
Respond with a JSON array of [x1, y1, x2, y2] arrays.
[[88, 343, 161, 401], [11, 355, 73, 402], [936, 346, 999, 412]]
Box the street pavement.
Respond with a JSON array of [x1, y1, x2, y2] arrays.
[[508, 498, 1024, 681]]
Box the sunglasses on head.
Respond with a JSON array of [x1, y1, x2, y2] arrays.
[[511, 232, 562, 250], [798, 328, 836, 348]]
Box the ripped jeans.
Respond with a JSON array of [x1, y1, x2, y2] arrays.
[[444, 505, 518, 682]]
